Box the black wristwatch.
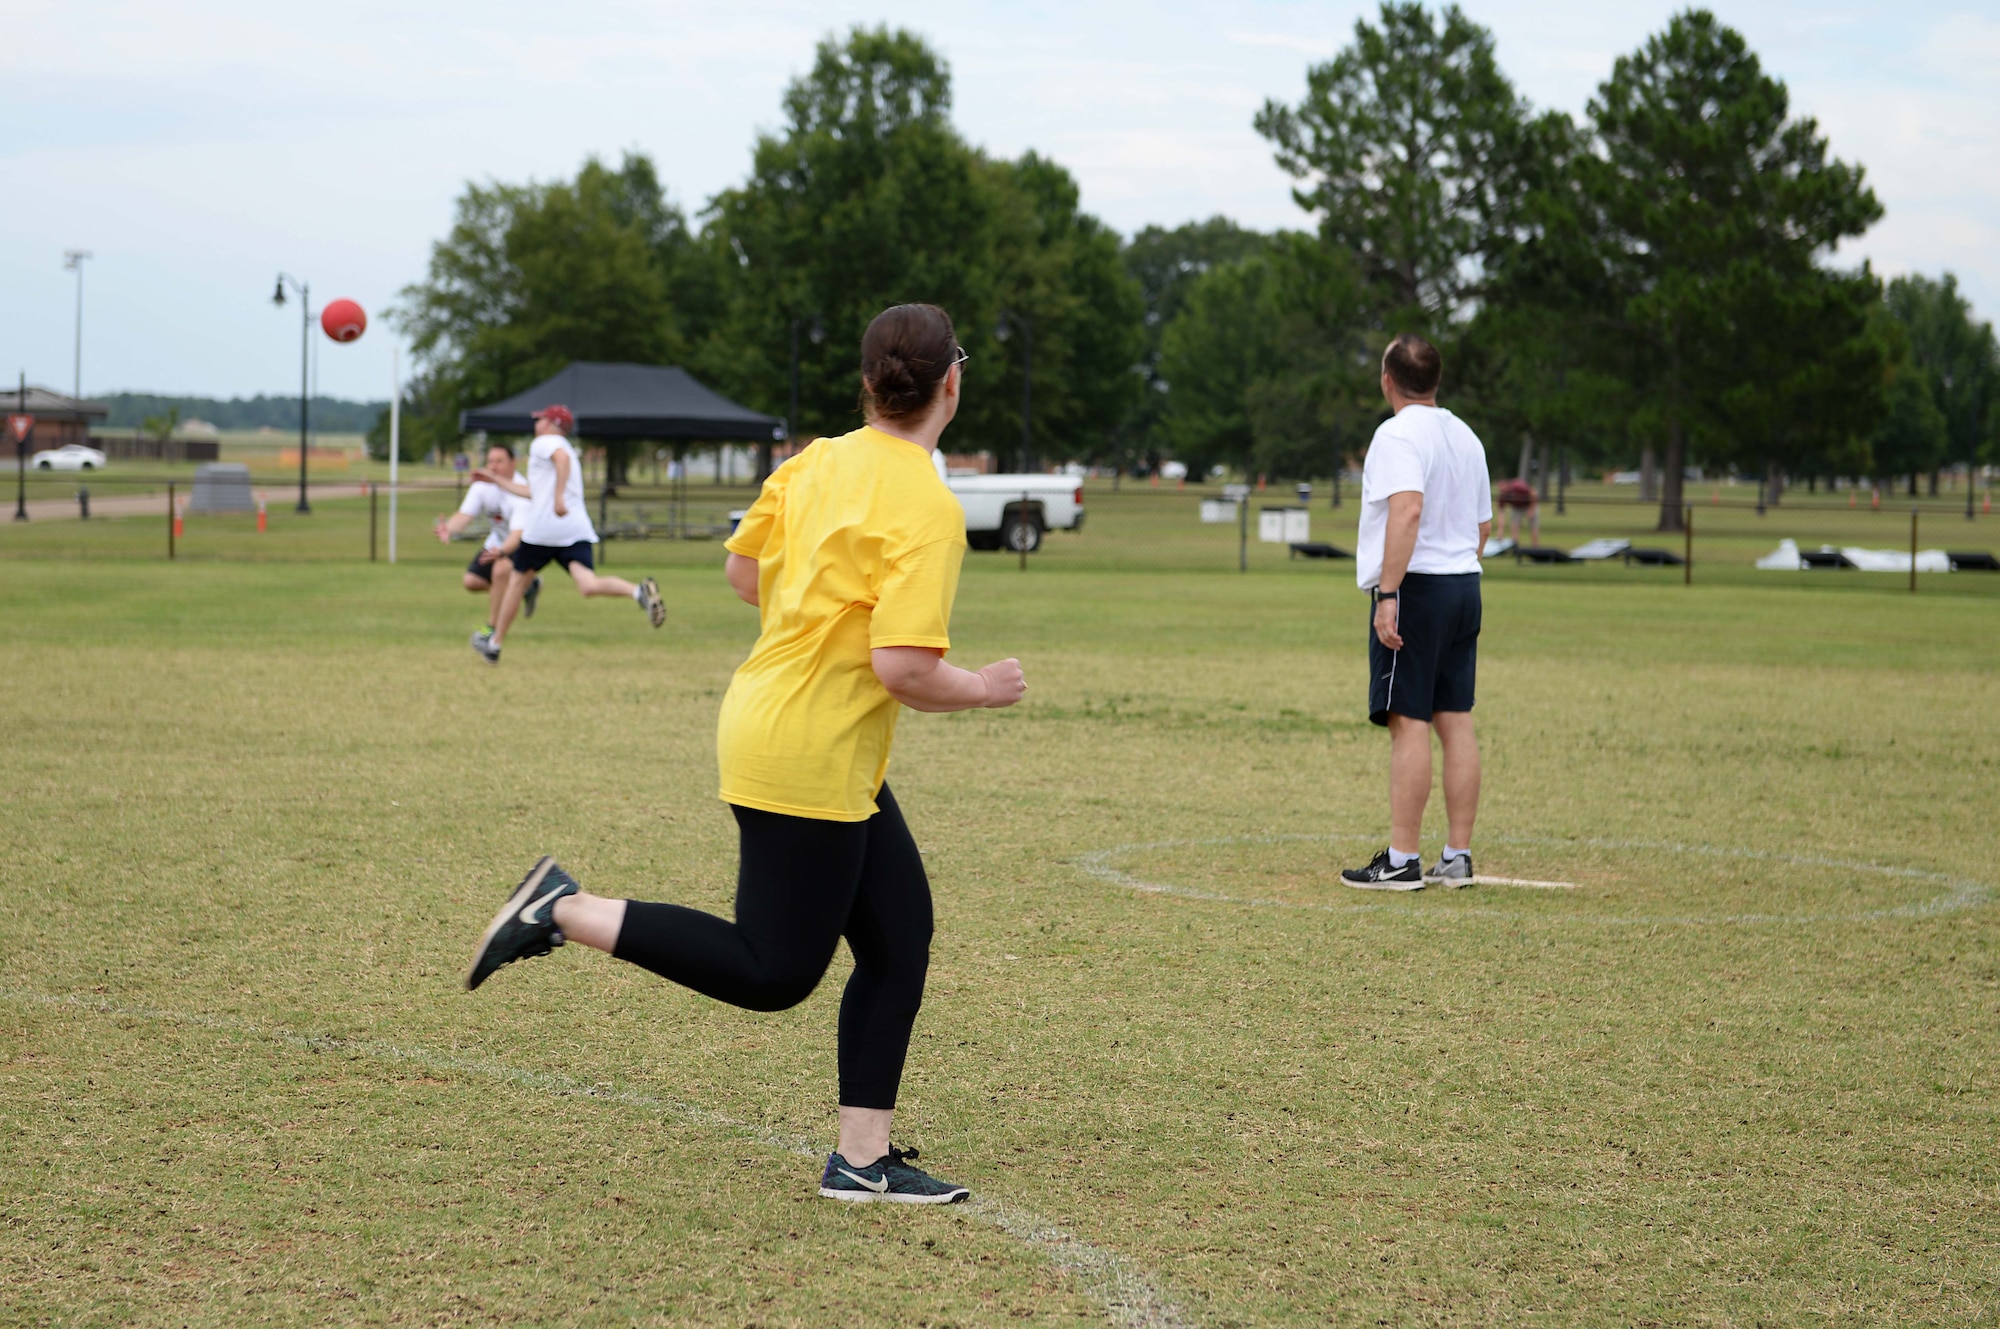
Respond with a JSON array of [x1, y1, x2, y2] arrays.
[[1373, 587, 1399, 605]]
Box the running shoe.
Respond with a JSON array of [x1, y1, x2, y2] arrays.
[[638, 577, 665, 629], [818, 1144, 969, 1205], [524, 575, 542, 619], [1424, 853, 1475, 887], [1340, 849, 1425, 890], [470, 630, 500, 665], [465, 856, 580, 991]]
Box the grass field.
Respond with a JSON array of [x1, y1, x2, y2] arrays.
[[2, 500, 1997, 1325]]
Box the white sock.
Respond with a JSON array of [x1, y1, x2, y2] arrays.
[[1443, 846, 1469, 861], [632, 585, 644, 604], [1388, 848, 1418, 868]]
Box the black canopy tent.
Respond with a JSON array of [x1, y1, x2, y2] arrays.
[[459, 361, 783, 442]]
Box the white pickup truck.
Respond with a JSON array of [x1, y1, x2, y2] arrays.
[[946, 474, 1085, 552]]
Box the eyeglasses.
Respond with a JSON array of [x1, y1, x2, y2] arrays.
[[950, 346, 970, 371]]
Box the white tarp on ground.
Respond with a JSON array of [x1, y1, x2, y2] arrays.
[[1755, 538, 1952, 572], [1569, 538, 1631, 560], [1755, 538, 1805, 570], [1482, 536, 1516, 558]]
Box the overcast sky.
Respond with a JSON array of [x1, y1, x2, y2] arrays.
[[4, 1, 1995, 403]]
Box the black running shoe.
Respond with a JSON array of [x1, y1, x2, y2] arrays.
[[465, 856, 580, 991], [818, 1144, 969, 1205], [471, 629, 500, 665], [1340, 849, 1425, 891], [638, 577, 665, 629], [524, 574, 542, 619]]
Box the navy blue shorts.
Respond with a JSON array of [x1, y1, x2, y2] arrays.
[[466, 545, 505, 581], [1368, 572, 1481, 726], [510, 540, 594, 574]]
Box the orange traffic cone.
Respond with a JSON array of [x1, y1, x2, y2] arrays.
[[1871, 488, 1881, 511], [1849, 490, 1856, 508], [256, 492, 268, 533], [173, 497, 185, 541]]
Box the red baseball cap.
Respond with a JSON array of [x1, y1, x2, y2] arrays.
[[532, 404, 575, 433]]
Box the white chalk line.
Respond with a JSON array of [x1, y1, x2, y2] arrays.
[[1070, 833, 1991, 926], [1465, 875, 1576, 890], [3, 990, 1195, 1329]]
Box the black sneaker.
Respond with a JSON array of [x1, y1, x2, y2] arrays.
[[524, 575, 542, 619], [638, 577, 665, 629], [818, 1144, 969, 1205], [470, 629, 500, 665], [1424, 853, 1475, 887], [465, 856, 580, 990], [1340, 849, 1425, 891]]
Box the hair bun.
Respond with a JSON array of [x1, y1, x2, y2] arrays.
[[860, 304, 958, 423]]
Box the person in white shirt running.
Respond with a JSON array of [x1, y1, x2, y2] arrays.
[[1341, 333, 1493, 891], [435, 443, 541, 638], [469, 404, 665, 665]]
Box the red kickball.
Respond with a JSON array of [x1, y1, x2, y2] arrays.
[[321, 299, 367, 343]]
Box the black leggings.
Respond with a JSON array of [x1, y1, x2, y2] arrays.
[[611, 784, 933, 1110]]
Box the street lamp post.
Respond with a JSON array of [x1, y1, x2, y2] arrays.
[[1969, 382, 1983, 522], [995, 310, 1033, 472], [63, 250, 92, 400], [271, 274, 312, 513], [781, 314, 824, 481]]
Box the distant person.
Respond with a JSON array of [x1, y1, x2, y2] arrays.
[[1494, 476, 1539, 548], [469, 404, 664, 665], [435, 443, 540, 642], [465, 304, 1025, 1204], [1342, 333, 1492, 890]]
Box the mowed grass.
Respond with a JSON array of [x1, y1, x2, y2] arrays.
[[1, 531, 1997, 1325]]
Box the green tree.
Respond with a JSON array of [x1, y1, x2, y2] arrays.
[[1885, 273, 2000, 485], [396, 153, 699, 481], [1254, 2, 1531, 329], [699, 28, 1004, 455], [1158, 257, 1281, 477], [1582, 10, 1882, 529], [701, 27, 1141, 473], [984, 152, 1145, 470], [1121, 219, 1269, 468]]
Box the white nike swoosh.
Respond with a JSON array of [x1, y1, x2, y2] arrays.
[[518, 885, 567, 926], [836, 1168, 889, 1193]]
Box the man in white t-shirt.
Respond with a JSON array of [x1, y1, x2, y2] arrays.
[[434, 443, 540, 639], [469, 404, 665, 665], [1341, 333, 1494, 892]]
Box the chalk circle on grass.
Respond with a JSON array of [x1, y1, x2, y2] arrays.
[[1071, 832, 1990, 926]]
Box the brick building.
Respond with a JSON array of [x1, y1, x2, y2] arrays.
[[5, 386, 108, 452]]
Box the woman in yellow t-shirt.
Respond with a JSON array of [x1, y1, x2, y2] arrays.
[[464, 303, 1026, 1205]]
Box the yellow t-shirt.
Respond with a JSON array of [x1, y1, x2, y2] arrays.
[[717, 426, 967, 821]]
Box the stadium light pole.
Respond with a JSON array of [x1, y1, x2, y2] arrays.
[[995, 311, 1033, 472], [63, 250, 92, 400], [271, 274, 312, 513]]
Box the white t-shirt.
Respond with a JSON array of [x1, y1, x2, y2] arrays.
[[457, 477, 529, 550], [522, 434, 597, 547], [1356, 404, 1494, 589]]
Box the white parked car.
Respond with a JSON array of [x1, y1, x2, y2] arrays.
[[31, 444, 108, 471], [946, 473, 1085, 553]]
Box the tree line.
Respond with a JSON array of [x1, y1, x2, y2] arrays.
[[391, 10, 1998, 531]]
